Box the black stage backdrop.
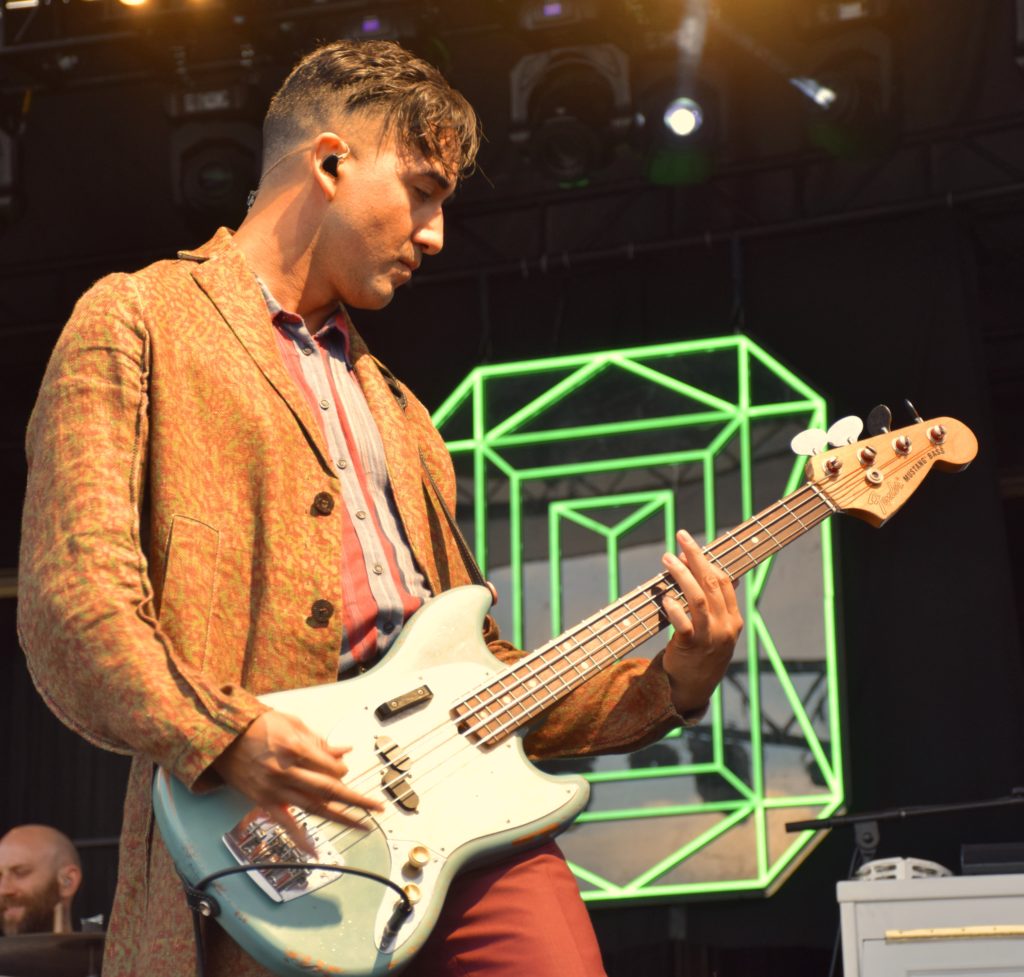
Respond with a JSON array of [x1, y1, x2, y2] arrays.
[[1, 4, 1023, 974]]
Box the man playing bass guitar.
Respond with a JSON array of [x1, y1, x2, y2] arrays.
[[18, 40, 742, 977]]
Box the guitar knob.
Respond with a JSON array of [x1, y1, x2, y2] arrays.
[[893, 435, 912, 455], [857, 446, 877, 466], [402, 883, 422, 905], [929, 425, 946, 445], [405, 846, 431, 873]]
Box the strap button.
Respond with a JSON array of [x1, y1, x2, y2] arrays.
[[313, 492, 335, 515]]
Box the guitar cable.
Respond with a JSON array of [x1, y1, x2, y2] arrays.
[[178, 861, 413, 977]]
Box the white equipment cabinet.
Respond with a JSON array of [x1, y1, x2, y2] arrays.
[[837, 873, 1024, 976]]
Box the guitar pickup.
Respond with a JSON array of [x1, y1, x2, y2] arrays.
[[375, 685, 433, 720], [374, 736, 419, 812]]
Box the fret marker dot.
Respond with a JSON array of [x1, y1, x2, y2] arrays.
[[751, 536, 760, 545]]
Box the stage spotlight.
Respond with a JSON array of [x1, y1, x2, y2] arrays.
[[789, 76, 837, 109], [509, 43, 634, 184], [118, 0, 148, 7], [639, 73, 721, 186], [518, 0, 595, 31], [663, 96, 703, 137], [177, 135, 258, 219], [802, 30, 896, 157], [167, 83, 260, 229], [340, 9, 416, 41]]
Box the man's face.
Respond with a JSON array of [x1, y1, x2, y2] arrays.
[[315, 113, 456, 310], [0, 837, 62, 935]]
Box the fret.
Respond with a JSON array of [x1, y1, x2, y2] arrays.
[[706, 547, 732, 578], [808, 482, 838, 513], [579, 623, 612, 670], [750, 514, 783, 552], [780, 495, 810, 530], [716, 528, 753, 578]]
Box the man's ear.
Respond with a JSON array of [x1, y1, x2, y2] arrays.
[[58, 864, 82, 899], [313, 132, 351, 198]]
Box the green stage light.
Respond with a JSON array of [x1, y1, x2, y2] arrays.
[[433, 335, 843, 901]]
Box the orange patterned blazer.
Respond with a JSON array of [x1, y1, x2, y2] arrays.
[[17, 229, 681, 977]]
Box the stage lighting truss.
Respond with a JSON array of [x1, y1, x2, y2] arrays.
[[433, 336, 844, 902], [509, 43, 635, 184]]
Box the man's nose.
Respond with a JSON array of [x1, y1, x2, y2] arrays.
[[414, 209, 444, 256]]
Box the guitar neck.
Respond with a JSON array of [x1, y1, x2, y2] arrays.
[[456, 482, 836, 744]]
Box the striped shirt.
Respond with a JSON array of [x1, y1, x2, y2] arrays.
[[260, 283, 431, 673]]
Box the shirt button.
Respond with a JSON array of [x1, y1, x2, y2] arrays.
[[311, 599, 334, 624], [313, 492, 335, 515], [302, 346, 315, 356], [319, 398, 330, 410], [372, 564, 384, 575], [355, 510, 367, 520], [336, 459, 348, 470]]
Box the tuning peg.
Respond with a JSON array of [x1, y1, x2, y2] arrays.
[[790, 428, 829, 457], [867, 404, 892, 436], [904, 398, 923, 423], [826, 415, 864, 446]]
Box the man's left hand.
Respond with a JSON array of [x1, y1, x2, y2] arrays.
[[660, 529, 744, 716]]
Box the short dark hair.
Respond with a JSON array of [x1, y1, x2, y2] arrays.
[[263, 40, 480, 180]]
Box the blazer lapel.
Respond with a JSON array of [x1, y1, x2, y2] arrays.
[[184, 234, 334, 473]]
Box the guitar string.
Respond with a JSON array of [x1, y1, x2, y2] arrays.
[[462, 445, 915, 746], [268, 444, 928, 863], [281, 484, 836, 849], [296, 498, 836, 862], [308, 438, 920, 839], [274, 462, 877, 858], [299, 487, 825, 801], [288, 492, 839, 856]]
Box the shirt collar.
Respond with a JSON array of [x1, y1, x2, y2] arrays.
[[256, 277, 354, 365]]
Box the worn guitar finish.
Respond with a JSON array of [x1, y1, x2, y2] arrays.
[[153, 416, 977, 977]]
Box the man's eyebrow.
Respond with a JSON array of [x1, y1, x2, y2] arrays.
[[419, 166, 455, 196]]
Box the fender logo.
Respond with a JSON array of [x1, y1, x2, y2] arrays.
[[867, 480, 904, 516]]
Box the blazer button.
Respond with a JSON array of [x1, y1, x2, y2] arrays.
[[313, 492, 335, 515], [311, 599, 334, 624]]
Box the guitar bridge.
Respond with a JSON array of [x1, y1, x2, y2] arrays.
[[222, 809, 344, 903]]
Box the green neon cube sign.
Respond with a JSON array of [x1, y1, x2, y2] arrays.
[[433, 335, 843, 902]]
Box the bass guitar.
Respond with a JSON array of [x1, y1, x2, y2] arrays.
[[153, 413, 977, 976]]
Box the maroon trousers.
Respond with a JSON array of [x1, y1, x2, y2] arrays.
[[406, 842, 607, 977]]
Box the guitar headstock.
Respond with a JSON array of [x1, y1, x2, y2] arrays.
[[801, 416, 978, 527]]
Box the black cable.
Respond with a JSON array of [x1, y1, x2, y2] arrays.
[[180, 861, 413, 977], [826, 844, 863, 977]]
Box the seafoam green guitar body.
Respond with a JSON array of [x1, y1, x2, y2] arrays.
[[153, 585, 589, 976]]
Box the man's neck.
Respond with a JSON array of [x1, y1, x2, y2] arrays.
[[232, 197, 337, 332]]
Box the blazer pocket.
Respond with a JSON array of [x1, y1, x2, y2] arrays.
[[159, 515, 220, 672]]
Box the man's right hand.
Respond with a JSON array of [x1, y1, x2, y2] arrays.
[[211, 711, 383, 847]]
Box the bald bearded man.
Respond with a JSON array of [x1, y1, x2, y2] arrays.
[[0, 825, 82, 936]]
